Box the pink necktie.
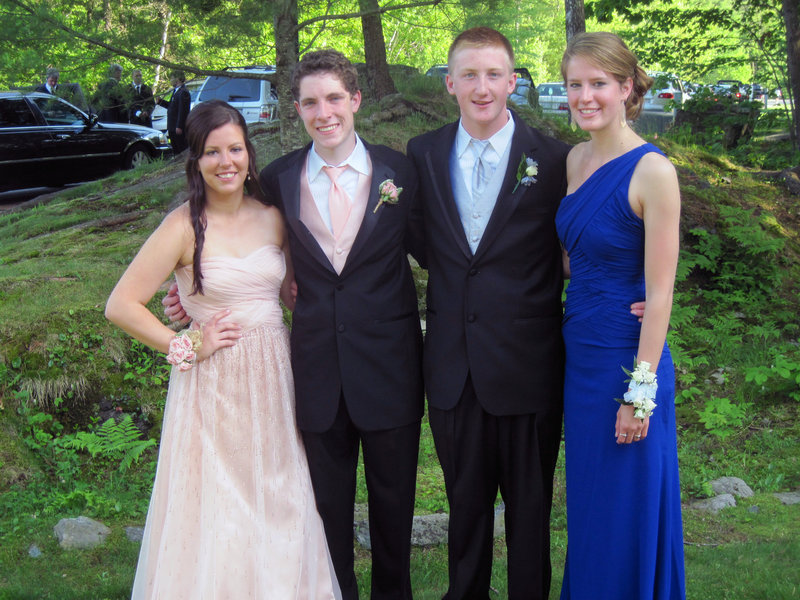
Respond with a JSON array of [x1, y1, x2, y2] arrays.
[[323, 165, 351, 239]]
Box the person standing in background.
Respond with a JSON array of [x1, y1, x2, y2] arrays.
[[35, 68, 59, 94], [92, 64, 127, 123], [128, 69, 155, 128], [157, 70, 191, 153]]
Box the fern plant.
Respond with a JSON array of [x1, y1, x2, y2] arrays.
[[65, 415, 156, 472]]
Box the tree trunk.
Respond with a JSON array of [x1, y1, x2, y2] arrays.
[[564, 0, 585, 41], [154, 6, 172, 90], [783, 0, 800, 148], [359, 0, 397, 100], [274, 0, 303, 152]]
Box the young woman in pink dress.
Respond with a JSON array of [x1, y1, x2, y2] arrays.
[[106, 100, 340, 599]]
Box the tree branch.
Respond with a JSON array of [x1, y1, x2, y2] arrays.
[[295, 0, 442, 33], [7, 0, 265, 79]]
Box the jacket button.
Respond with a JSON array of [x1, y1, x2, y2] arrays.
[[469, 268, 478, 276], [336, 284, 344, 291], [337, 324, 345, 332], [467, 314, 476, 323]]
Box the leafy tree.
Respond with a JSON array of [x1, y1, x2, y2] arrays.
[[587, 0, 797, 148]]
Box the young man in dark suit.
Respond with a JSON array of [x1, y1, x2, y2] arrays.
[[259, 50, 424, 600], [128, 69, 155, 128], [157, 70, 191, 153], [407, 27, 570, 600]]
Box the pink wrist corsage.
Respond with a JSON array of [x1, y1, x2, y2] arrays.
[[166, 329, 203, 371]]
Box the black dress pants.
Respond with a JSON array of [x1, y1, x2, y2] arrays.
[[429, 374, 562, 600], [303, 395, 421, 600]]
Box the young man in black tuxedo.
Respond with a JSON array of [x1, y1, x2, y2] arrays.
[[259, 50, 424, 600], [407, 27, 570, 600], [157, 70, 191, 153], [128, 69, 155, 128]]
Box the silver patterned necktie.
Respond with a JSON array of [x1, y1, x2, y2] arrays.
[[471, 139, 490, 198]]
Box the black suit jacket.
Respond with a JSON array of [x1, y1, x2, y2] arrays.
[[34, 84, 53, 94], [259, 141, 424, 433], [128, 83, 154, 126], [157, 85, 191, 135], [407, 111, 570, 416]]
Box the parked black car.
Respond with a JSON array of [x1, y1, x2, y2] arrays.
[[0, 91, 171, 192]]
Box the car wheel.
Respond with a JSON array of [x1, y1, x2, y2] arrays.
[[124, 144, 152, 169]]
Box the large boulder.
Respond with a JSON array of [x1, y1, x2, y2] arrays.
[[53, 516, 111, 550]]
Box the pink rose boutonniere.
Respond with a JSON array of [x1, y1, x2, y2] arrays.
[[374, 178, 403, 213]]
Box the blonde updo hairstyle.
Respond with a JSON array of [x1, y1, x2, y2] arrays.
[[560, 32, 652, 121]]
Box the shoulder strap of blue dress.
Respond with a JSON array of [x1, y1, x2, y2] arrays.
[[563, 143, 660, 252]]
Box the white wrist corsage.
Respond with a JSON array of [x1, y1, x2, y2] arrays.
[[616, 360, 657, 419], [166, 328, 203, 371]]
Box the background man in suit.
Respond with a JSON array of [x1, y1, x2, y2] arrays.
[[157, 70, 191, 153], [92, 63, 127, 123], [128, 69, 154, 127], [35, 68, 59, 94], [407, 27, 570, 600], [259, 50, 424, 600]]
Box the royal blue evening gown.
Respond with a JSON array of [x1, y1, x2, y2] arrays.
[[556, 143, 686, 599]]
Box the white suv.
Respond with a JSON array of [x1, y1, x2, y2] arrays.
[[195, 66, 279, 125]]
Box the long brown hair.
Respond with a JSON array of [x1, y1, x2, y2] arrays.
[[183, 100, 269, 295]]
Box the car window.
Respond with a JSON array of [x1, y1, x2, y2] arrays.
[[539, 85, 565, 96], [0, 98, 38, 127], [199, 77, 261, 102], [30, 96, 85, 126]]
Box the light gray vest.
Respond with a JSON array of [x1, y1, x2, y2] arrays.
[[450, 141, 513, 254]]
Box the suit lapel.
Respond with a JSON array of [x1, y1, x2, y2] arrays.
[[473, 114, 539, 262], [424, 124, 472, 260], [278, 147, 337, 274]]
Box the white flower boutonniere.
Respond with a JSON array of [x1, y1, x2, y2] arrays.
[[374, 178, 403, 213], [615, 359, 658, 419], [512, 153, 538, 193]]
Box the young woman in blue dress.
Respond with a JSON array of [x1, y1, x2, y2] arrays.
[[556, 32, 686, 599]]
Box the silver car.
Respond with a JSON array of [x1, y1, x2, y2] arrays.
[[536, 82, 569, 115], [643, 73, 686, 114]]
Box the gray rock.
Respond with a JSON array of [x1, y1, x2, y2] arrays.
[[691, 493, 736, 514], [353, 504, 507, 549], [53, 516, 111, 550], [125, 526, 145, 542], [28, 544, 42, 558], [354, 503, 369, 522], [410, 513, 449, 547], [353, 518, 371, 550], [748, 505, 760, 514], [711, 477, 754, 498], [773, 491, 800, 505], [493, 502, 506, 538], [708, 368, 726, 385]]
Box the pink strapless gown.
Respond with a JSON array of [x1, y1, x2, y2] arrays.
[[131, 245, 340, 599]]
